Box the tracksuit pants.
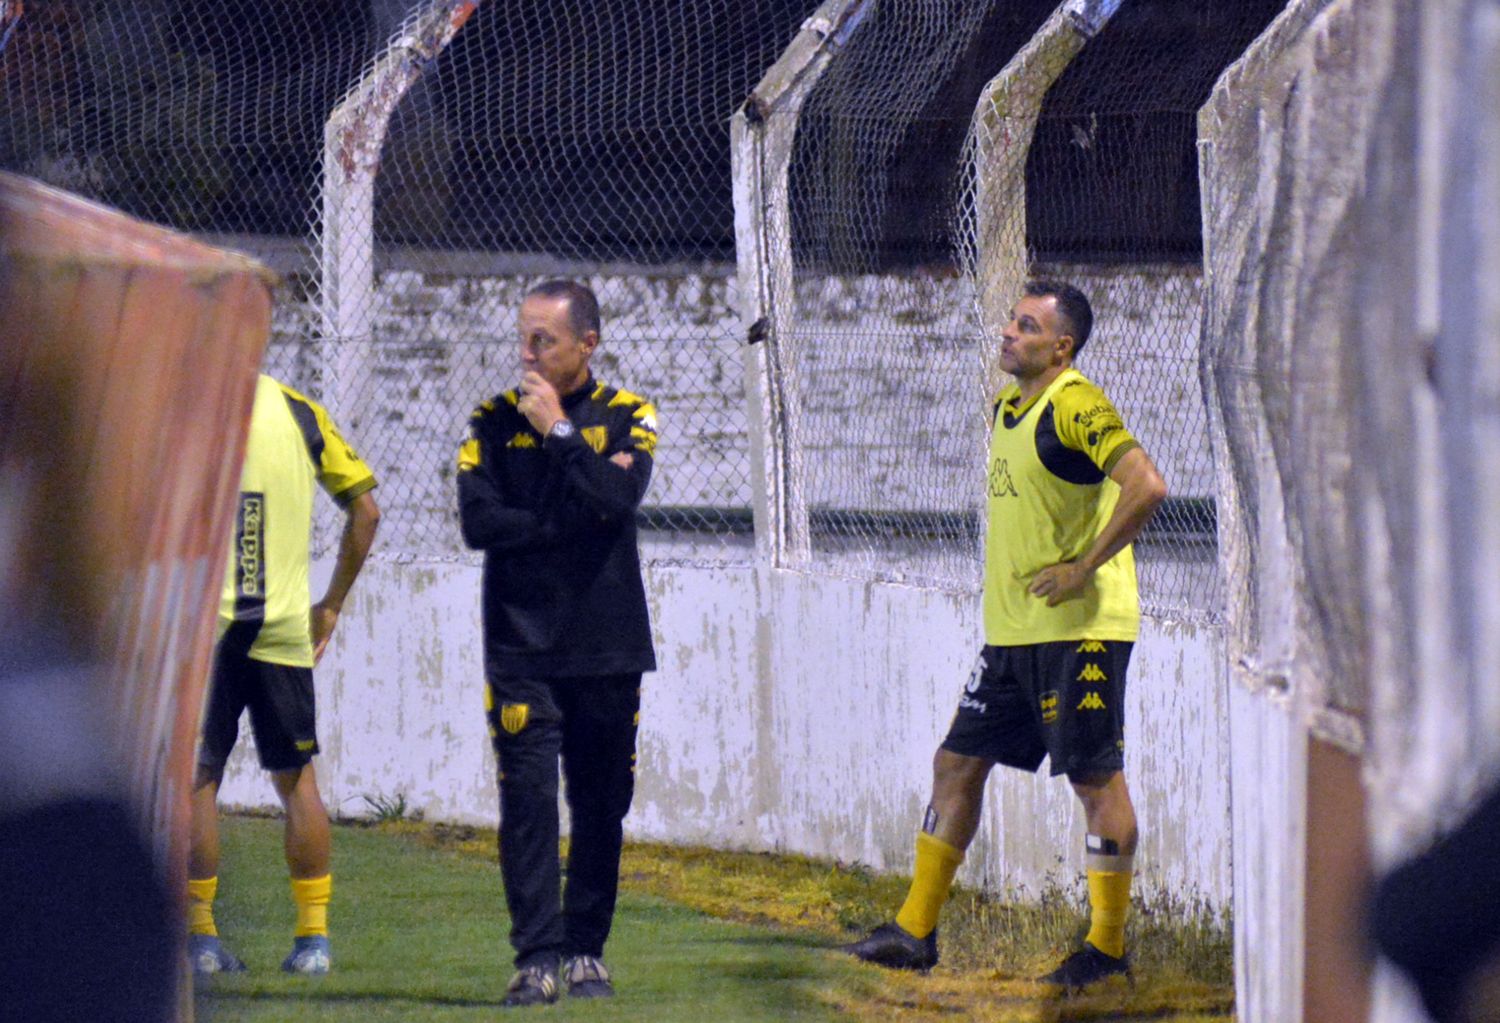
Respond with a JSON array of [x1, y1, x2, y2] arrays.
[[485, 672, 641, 969]]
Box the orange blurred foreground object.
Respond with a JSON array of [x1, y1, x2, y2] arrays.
[[0, 170, 273, 1018]]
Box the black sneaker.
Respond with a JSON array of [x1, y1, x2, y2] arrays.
[[502, 962, 559, 1008], [563, 955, 614, 998], [839, 921, 939, 971], [1039, 942, 1132, 992]]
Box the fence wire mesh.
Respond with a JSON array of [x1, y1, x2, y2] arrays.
[[2, 0, 1286, 616], [775, 1, 1006, 589], [762, 0, 1284, 619], [0, 0, 816, 563]]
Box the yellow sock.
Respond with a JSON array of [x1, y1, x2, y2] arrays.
[[1085, 868, 1132, 958], [291, 874, 332, 938], [894, 832, 964, 939], [187, 877, 218, 937]]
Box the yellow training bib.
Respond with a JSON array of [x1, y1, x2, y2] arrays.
[[981, 369, 1140, 645]]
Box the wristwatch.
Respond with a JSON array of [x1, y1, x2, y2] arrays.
[[546, 419, 576, 442]]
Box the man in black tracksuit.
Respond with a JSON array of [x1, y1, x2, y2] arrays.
[[456, 279, 657, 1008]]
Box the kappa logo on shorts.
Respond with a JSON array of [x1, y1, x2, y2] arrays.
[[1077, 692, 1106, 711], [500, 703, 530, 734], [1076, 641, 1106, 653], [1077, 663, 1107, 682], [1039, 690, 1060, 724]]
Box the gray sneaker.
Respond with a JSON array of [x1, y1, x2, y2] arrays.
[[281, 934, 331, 975], [563, 955, 614, 998], [187, 933, 247, 975]]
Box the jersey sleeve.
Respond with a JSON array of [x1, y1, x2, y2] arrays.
[[455, 398, 551, 552], [627, 401, 659, 457], [456, 398, 496, 475], [272, 381, 376, 505], [312, 404, 376, 505], [1051, 378, 1139, 475], [277, 383, 376, 505]]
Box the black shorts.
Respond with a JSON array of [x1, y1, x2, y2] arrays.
[[940, 641, 1132, 779], [198, 636, 318, 772]]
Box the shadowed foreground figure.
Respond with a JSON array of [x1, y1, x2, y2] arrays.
[[0, 381, 174, 1023], [842, 281, 1167, 993], [1373, 782, 1500, 1023]]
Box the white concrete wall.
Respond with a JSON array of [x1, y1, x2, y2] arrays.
[[1227, 682, 1305, 1022], [220, 554, 1232, 908]]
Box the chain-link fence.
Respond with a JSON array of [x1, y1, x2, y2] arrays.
[[0, 0, 821, 564], [4, 0, 1285, 615], [743, 0, 1284, 620], [775, 2, 1002, 589]]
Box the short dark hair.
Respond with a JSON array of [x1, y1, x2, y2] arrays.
[[526, 279, 600, 340], [1024, 279, 1093, 357]]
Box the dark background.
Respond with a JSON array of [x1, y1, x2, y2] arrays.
[[0, 0, 1287, 266]]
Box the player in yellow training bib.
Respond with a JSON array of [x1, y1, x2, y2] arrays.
[[843, 281, 1168, 992], [187, 374, 380, 977]]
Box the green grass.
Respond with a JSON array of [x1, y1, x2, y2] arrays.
[[612, 841, 1234, 1022], [194, 815, 871, 1022], [196, 814, 1234, 1023]]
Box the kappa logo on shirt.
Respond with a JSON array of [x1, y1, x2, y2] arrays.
[[988, 458, 1019, 497], [235, 493, 265, 600], [1077, 692, 1106, 711]]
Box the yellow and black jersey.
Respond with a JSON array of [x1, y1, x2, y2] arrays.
[[983, 368, 1141, 645], [218, 374, 377, 667], [456, 375, 657, 677]]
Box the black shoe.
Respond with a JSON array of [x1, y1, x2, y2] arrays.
[[839, 921, 939, 971], [1039, 942, 1132, 992], [563, 954, 614, 998], [502, 962, 559, 1008]]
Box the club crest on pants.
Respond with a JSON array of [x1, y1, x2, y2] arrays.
[[500, 703, 530, 734]]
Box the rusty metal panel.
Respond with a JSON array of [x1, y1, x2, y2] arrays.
[[0, 170, 273, 1019]]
